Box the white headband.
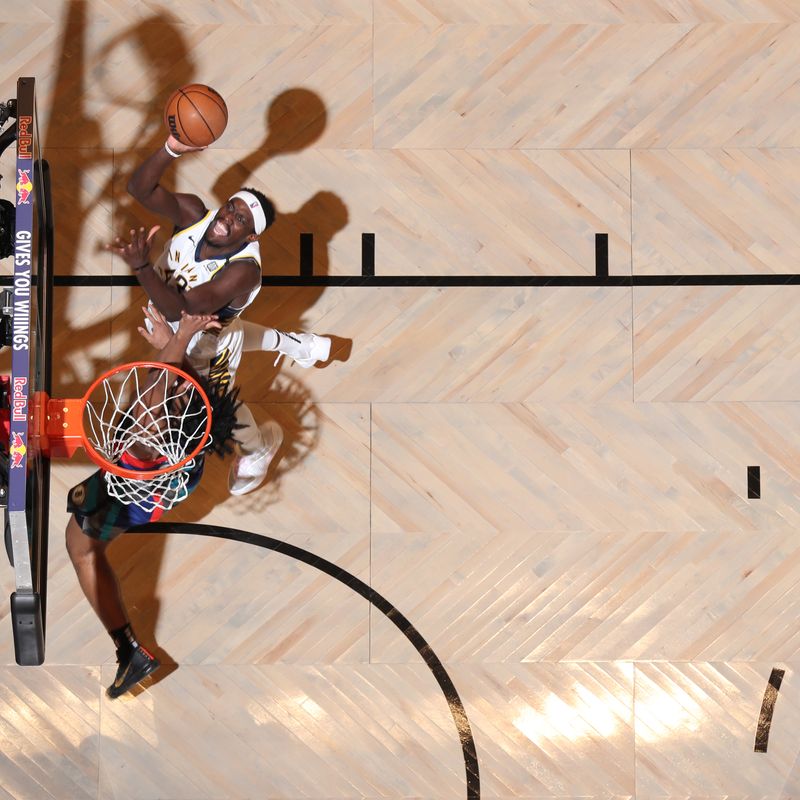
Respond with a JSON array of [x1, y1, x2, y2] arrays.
[[230, 190, 267, 235]]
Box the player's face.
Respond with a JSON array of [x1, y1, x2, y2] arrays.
[[205, 198, 255, 247]]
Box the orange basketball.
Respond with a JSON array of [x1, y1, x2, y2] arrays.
[[164, 84, 228, 147]]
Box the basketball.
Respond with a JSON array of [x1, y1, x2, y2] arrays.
[[164, 84, 228, 147]]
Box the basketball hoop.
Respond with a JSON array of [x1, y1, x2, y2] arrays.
[[31, 361, 212, 512]]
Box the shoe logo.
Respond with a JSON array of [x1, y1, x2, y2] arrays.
[[113, 663, 131, 689]]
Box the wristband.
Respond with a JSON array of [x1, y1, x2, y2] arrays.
[[133, 261, 151, 272], [164, 142, 181, 158]]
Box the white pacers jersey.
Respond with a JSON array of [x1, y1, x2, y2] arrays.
[[151, 208, 262, 388]]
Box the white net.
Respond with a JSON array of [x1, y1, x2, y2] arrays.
[[83, 365, 210, 511], [104, 465, 195, 513]]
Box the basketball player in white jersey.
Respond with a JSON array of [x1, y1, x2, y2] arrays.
[[122, 134, 331, 495]]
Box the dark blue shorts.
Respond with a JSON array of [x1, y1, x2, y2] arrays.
[[68, 452, 204, 541]]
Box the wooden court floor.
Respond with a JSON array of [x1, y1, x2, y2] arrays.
[[3, 1, 800, 797]]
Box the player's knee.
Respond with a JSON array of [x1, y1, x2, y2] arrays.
[[65, 517, 98, 565]]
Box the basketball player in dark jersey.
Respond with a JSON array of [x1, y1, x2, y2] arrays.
[[65, 309, 241, 698]]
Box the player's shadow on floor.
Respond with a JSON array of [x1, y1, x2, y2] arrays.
[[212, 87, 328, 199], [166, 370, 324, 521], [45, 3, 198, 279]]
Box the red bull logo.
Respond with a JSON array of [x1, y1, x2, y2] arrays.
[[9, 432, 26, 469], [16, 169, 32, 205], [17, 115, 33, 160], [12, 376, 27, 421]]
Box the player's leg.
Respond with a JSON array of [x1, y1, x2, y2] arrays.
[[240, 319, 331, 368], [229, 401, 283, 496], [65, 480, 160, 698], [65, 514, 128, 631], [209, 322, 285, 495]]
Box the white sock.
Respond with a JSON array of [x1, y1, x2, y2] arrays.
[[241, 321, 280, 352], [240, 321, 310, 359], [234, 402, 266, 455]]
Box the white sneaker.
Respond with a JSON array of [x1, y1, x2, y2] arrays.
[[228, 420, 284, 496], [274, 332, 331, 368]]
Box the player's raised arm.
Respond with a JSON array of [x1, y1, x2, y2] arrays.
[[132, 309, 220, 421], [153, 310, 221, 367], [108, 225, 261, 322], [126, 136, 207, 229]]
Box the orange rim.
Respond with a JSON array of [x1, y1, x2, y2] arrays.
[[79, 361, 212, 480]]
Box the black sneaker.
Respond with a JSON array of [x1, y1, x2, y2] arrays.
[[106, 645, 160, 699]]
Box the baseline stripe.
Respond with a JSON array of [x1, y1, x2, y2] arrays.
[[7, 273, 800, 289]]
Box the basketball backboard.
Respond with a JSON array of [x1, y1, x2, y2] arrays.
[[0, 77, 54, 666]]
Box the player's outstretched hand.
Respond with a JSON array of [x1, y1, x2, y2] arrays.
[[166, 134, 205, 155], [107, 225, 161, 271], [176, 309, 221, 339], [137, 304, 172, 350]]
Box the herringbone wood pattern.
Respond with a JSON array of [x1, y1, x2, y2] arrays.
[[3, 1, 800, 798], [374, 23, 800, 149]]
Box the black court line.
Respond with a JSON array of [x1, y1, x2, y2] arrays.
[[747, 466, 761, 499], [362, 233, 375, 277], [595, 233, 608, 279], [134, 522, 481, 799], [299, 233, 314, 278], [755, 667, 785, 753], [6, 273, 800, 288]]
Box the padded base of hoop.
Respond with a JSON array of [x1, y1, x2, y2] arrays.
[[11, 591, 45, 666]]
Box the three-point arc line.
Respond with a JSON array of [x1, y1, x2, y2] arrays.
[[755, 667, 785, 753], [135, 522, 481, 799]]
